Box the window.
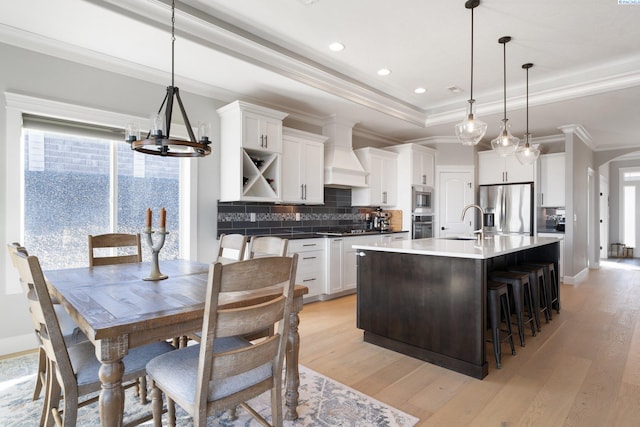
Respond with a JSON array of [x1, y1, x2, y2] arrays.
[[23, 124, 181, 270]]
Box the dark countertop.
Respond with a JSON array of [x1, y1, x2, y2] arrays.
[[264, 230, 410, 240]]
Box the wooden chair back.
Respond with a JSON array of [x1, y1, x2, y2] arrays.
[[215, 233, 248, 262], [246, 236, 289, 259], [198, 254, 298, 420], [11, 250, 81, 416], [88, 233, 142, 267]]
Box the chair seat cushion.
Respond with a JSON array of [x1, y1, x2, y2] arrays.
[[146, 337, 272, 403], [69, 340, 174, 387]]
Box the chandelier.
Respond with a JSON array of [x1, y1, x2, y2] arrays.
[[125, 0, 211, 157]]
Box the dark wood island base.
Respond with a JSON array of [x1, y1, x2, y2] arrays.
[[355, 237, 560, 379]]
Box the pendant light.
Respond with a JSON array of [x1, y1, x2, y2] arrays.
[[491, 36, 520, 157], [454, 0, 487, 146], [515, 63, 541, 165], [125, 0, 211, 157]]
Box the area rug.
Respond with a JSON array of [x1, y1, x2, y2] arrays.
[[0, 352, 419, 426]]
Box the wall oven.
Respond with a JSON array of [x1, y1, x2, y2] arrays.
[[412, 215, 433, 239], [412, 185, 434, 215]]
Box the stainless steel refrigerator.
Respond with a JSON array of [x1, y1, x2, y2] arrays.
[[479, 182, 534, 236]]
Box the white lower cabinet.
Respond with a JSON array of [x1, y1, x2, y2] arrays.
[[325, 233, 410, 297], [287, 239, 325, 301]]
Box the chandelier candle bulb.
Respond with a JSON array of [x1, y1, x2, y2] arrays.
[[160, 208, 166, 229], [145, 208, 152, 231]]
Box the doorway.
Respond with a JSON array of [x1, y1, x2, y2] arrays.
[[437, 167, 474, 237], [619, 167, 640, 257], [599, 174, 609, 260]]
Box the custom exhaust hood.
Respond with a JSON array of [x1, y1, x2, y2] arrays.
[[322, 116, 368, 188]]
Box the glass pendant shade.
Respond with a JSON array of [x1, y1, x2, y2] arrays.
[[491, 118, 520, 157], [456, 0, 486, 146], [455, 100, 488, 146], [492, 36, 519, 157], [515, 134, 540, 165], [515, 63, 539, 165]]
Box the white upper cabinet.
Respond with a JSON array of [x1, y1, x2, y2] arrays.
[[217, 101, 288, 153], [352, 147, 398, 207], [384, 143, 436, 231], [385, 143, 436, 188], [478, 150, 535, 185], [412, 147, 435, 187], [281, 128, 327, 204], [242, 111, 284, 153], [539, 153, 565, 207], [217, 101, 288, 202]]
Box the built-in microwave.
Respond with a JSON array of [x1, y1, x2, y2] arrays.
[[412, 185, 434, 214]]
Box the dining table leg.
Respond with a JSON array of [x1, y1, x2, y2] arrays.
[[95, 336, 128, 427], [284, 295, 303, 421]]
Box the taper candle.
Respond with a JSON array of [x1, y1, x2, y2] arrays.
[[160, 208, 166, 228], [146, 208, 152, 228]]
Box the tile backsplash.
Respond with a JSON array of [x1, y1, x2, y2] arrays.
[[217, 188, 367, 237]]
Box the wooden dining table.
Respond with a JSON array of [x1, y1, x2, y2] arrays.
[[44, 259, 308, 427]]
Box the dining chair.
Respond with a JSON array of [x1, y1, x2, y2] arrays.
[[245, 236, 289, 259], [146, 254, 299, 427], [215, 233, 248, 262], [88, 233, 142, 267], [7, 243, 83, 401], [11, 249, 175, 427]]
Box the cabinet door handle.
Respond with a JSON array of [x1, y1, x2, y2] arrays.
[[302, 243, 317, 247], [422, 174, 426, 185], [303, 278, 316, 282], [303, 184, 307, 200], [301, 184, 304, 200], [264, 134, 268, 148], [541, 193, 544, 205], [356, 252, 366, 257], [303, 256, 317, 260], [382, 191, 387, 204]]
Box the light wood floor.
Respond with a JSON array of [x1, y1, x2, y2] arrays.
[[297, 260, 640, 426]]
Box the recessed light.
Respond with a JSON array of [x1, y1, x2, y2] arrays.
[[329, 42, 345, 52], [377, 68, 391, 76], [448, 85, 463, 94], [414, 87, 427, 94]]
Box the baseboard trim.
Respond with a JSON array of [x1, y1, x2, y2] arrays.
[[0, 334, 38, 358], [563, 267, 589, 285]]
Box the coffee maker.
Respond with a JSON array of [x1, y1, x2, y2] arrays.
[[371, 207, 390, 231]]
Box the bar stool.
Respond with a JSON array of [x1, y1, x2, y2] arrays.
[[489, 271, 536, 347], [524, 261, 560, 314], [487, 280, 516, 368], [507, 265, 550, 331]]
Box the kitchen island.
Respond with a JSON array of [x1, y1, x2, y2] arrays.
[[353, 235, 560, 379]]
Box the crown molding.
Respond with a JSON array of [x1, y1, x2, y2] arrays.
[[558, 124, 594, 149], [93, 0, 428, 128]]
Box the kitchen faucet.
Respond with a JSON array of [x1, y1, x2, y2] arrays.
[[460, 204, 485, 242]]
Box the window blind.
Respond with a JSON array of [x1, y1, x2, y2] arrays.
[[22, 113, 125, 141]]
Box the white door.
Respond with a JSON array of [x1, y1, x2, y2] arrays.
[[438, 169, 474, 237], [599, 174, 609, 259]]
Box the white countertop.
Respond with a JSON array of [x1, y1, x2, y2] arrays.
[[352, 235, 562, 260]]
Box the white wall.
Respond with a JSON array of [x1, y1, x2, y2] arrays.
[[0, 42, 223, 354]]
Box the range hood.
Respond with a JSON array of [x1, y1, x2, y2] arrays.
[[322, 116, 368, 188]]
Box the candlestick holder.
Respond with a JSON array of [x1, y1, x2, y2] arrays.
[[143, 227, 169, 281]]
